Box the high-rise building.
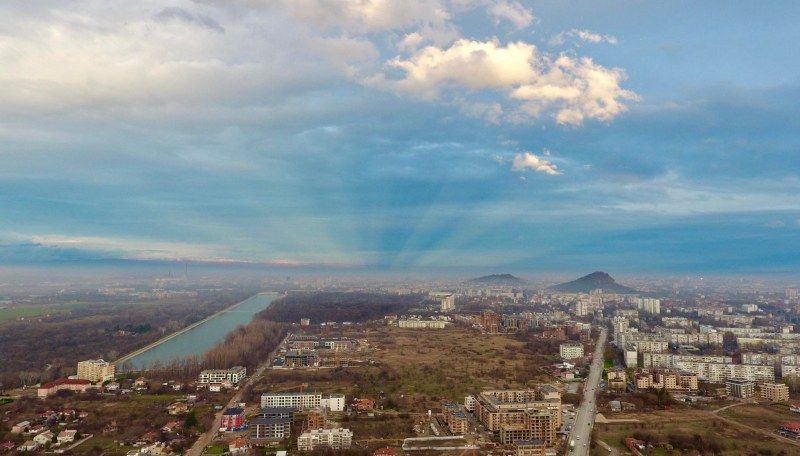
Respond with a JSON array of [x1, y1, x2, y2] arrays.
[[76, 359, 116, 383], [638, 298, 661, 314], [430, 292, 455, 312]]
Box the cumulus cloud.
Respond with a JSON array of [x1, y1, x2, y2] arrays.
[[487, 0, 535, 30], [550, 29, 618, 46], [512, 152, 562, 175], [370, 39, 637, 125]]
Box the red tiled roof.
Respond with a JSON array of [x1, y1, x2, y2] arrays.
[[39, 378, 91, 389], [781, 422, 800, 432], [374, 448, 397, 456]]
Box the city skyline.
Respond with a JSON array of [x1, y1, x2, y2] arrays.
[[2, 1, 800, 274]]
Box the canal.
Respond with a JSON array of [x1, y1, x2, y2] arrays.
[[123, 292, 277, 370]]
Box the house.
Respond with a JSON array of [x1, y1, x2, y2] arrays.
[[28, 424, 45, 434], [374, 448, 398, 456], [790, 403, 800, 414], [58, 430, 78, 444], [33, 430, 54, 446], [134, 377, 148, 387], [11, 421, 30, 433], [0, 442, 17, 453], [209, 384, 222, 392], [19, 441, 39, 452], [352, 398, 375, 411], [161, 421, 182, 433], [106, 382, 120, 391], [168, 402, 190, 415], [228, 438, 249, 455]]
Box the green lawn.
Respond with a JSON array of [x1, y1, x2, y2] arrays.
[[0, 303, 90, 322]]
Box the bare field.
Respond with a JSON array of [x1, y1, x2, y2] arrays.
[[255, 324, 558, 412], [592, 406, 796, 455]]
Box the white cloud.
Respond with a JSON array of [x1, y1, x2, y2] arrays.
[[487, 0, 534, 30], [370, 39, 637, 125], [550, 29, 618, 46], [512, 152, 562, 175]]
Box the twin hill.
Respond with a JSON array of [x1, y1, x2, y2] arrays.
[[548, 271, 637, 294]]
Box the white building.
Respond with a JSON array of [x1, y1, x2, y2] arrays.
[[398, 319, 448, 329], [559, 342, 584, 360], [612, 316, 629, 347], [430, 292, 455, 312], [624, 343, 638, 367], [260, 392, 346, 411], [638, 298, 661, 315], [198, 366, 246, 384], [320, 394, 345, 412], [77, 359, 116, 383], [297, 428, 353, 451]]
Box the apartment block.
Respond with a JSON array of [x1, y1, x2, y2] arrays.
[[499, 408, 558, 445], [250, 417, 292, 442], [514, 439, 547, 456], [638, 298, 661, 314], [559, 342, 584, 360], [261, 392, 321, 409], [398, 319, 448, 329], [634, 369, 698, 392], [198, 366, 246, 384], [474, 388, 562, 432], [297, 428, 353, 451], [76, 359, 116, 383], [761, 382, 790, 402], [726, 379, 755, 398]]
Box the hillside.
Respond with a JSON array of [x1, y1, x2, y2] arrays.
[[467, 274, 524, 285], [548, 271, 637, 294]]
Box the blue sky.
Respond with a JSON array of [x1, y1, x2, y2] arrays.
[[1, 0, 799, 275]]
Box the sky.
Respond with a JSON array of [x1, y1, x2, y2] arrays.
[[1, 0, 800, 276]]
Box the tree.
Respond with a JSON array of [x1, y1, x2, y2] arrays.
[[185, 410, 198, 428]]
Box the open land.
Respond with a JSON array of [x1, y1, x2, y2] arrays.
[[253, 323, 560, 413], [591, 404, 799, 456]]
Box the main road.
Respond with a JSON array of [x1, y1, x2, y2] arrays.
[[568, 326, 607, 455]]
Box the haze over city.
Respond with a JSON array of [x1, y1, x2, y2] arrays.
[[2, 1, 800, 276]]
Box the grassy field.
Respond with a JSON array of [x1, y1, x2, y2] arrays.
[[256, 324, 558, 413], [719, 402, 798, 433], [0, 302, 91, 322], [592, 406, 796, 455]]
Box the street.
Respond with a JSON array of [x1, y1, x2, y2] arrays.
[[567, 327, 607, 456]]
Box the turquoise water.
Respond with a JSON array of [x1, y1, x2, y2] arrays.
[[124, 292, 276, 370]]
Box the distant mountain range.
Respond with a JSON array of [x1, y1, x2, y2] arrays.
[[467, 273, 524, 285], [548, 271, 637, 294]]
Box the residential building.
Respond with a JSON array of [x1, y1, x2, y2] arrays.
[[57, 430, 77, 444], [321, 394, 345, 412], [261, 392, 321, 410], [297, 428, 353, 451], [250, 417, 292, 443], [790, 403, 800, 414], [221, 408, 246, 431], [398, 319, 448, 329], [37, 378, 92, 398], [32, 431, 54, 446], [305, 408, 327, 430], [474, 388, 561, 432], [76, 359, 116, 383], [612, 316, 629, 347], [464, 395, 476, 412], [258, 407, 296, 423], [777, 422, 800, 439], [514, 439, 547, 456], [228, 438, 249, 455], [760, 382, 789, 402], [559, 342, 583, 360], [430, 292, 455, 312], [499, 408, 558, 445], [638, 298, 661, 314], [726, 379, 755, 398], [634, 369, 698, 392], [198, 366, 246, 384], [624, 343, 638, 367]]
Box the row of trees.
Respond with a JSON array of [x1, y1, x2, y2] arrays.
[[258, 292, 423, 323]]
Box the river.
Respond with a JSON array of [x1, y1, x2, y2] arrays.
[[122, 292, 277, 370]]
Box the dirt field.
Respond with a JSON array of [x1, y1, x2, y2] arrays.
[[255, 324, 559, 412]]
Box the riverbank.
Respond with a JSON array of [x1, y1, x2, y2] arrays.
[[114, 292, 276, 369]]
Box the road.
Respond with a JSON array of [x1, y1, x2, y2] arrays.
[[568, 327, 607, 456], [186, 341, 284, 456]]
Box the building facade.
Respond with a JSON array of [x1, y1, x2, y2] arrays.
[[76, 359, 116, 383], [198, 366, 246, 384], [297, 428, 352, 451]]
